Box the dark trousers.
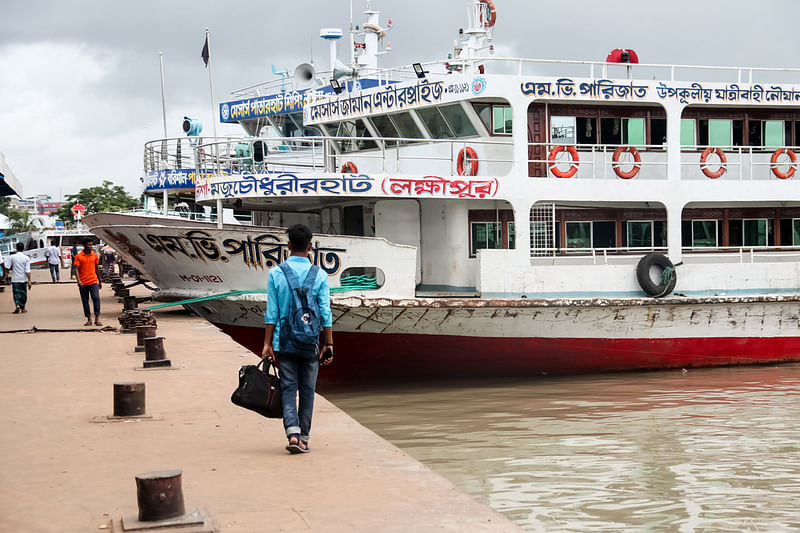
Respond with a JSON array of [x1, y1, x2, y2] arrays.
[[12, 282, 27, 309], [79, 283, 101, 317], [48, 263, 60, 281]]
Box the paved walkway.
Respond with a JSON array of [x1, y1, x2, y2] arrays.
[[0, 270, 520, 532]]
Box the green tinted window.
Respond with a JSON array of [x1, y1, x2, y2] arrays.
[[627, 221, 653, 247], [681, 119, 695, 147], [470, 222, 502, 255], [623, 118, 645, 146], [389, 112, 423, 140], [439, 104, 478, 137], [692, 220, 717, 247], [793, 219, 800, 246], [764, 121, 784, 147], [709, 119, 732, 147], [566, 222, 591, 249], [492, 106, 512, 134], [743, 219, 767, 246], [370, 114, 399, 139]]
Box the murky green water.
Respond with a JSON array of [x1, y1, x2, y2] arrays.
[[328, 364, 800, 532]]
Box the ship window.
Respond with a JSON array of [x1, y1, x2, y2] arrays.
[[592, 221, 616, 248], [764, 120, 784, 147], [576, 117, 597, 145], [508, 221, 552, 251], [417, 107, 455, 139], [732, 120, 744, 146], [439, 104, 478, 137], [627, 221, 653, 248], [743, 219, 767, 246], [551, 116, 576, 144], [331, 119, 377, 152], [680, 119, 696, 147], [651, 119, 667, 145], [793, 219, 800, 245], [370, 114, 401, 140], [692, 220, 718, 247], [706, 119, 732, 147], [388, 112, 423, 141], [565, 222, 592, 250], [470, 221, 502, 255], [600, 118, 621, 145], [473, 103, 512, 135], [623, 118, 646, 146]]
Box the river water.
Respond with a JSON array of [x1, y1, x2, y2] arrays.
[[328, 363, 800, 532]]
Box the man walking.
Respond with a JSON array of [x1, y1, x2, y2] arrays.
[[45, 239, 61, 282], [72, 238, 103, 326], [4, 242, 32, 313], [101, 244, 116, 279], [261, 224, 334, 454]]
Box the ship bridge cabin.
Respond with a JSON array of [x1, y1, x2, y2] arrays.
[[144, 52, 800, 299]]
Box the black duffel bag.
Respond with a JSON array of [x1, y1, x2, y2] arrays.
[[231, 359, 283, 418]]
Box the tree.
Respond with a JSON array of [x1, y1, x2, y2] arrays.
[[7, 208, 40, 233], [0, 196, 10, 216], [56, 180, 140, 225]]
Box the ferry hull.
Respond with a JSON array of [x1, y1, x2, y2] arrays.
[[213, 323, 800, 388]]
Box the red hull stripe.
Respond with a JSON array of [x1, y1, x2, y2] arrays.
[[214, 323, 800, 387]]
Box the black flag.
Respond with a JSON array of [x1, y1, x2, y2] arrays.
[[201, 35, 209, 67]]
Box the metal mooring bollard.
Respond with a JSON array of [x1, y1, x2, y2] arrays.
[[135, 325, 157, 352], [123, 296, 139, 311], [135, 470, 185, 522], [143, 336, 171, 368], [113, 382, 145, 417]]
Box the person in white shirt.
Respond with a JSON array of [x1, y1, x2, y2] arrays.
[[45, 239, 61, 282], [4, 242, 32, 313]]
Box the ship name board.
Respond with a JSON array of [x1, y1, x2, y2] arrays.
[[521, 78, 800, 104], [305, 80, 445, 124]]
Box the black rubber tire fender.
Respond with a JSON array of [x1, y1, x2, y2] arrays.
[[636, 253, 677, 298]]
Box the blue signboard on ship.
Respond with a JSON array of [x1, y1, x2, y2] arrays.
[[219, 79, 385, 123]]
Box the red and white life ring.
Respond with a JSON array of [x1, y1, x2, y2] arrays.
[[612, 146, 642, 179], [341, 161, 358, 174], [770, 148, 797, 179], [480, 0, 497, 27], [548, 145, 580, 178], [457, 147, 479, 176], [700, 147, 727, 179]]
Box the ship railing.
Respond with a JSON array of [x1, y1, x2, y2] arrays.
[[679, 145, 800, 181], [229, 58, 800, 100], [456, 57, 800, 84], [194, 135, 514, 177], [530, 245, 800, 264], [110, 207, 254, 225], [527, 142, 669, 179], [144, 137, 206, 173]]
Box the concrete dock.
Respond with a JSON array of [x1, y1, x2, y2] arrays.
[[0, 270, 520, 532]]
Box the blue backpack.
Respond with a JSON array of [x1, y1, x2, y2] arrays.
[[278, 263, 322, 357]]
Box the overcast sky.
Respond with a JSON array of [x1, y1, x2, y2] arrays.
[[1, 0, 797, 200]]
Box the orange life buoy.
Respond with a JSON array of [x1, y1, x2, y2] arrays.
[[612, 146, 642, 179], [700, 147, 727, 179], [480, 0, 497, 27], [770, 148, 797, 179], [548, 145, 580, 178], [341, 161, 358, 174], [457, 147, 479, 176]]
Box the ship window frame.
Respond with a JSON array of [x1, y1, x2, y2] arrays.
[[691, 219, 719, 248], [742, 218, 768, 247], [417, 106, 455, 139], [439, 103, 479, 138], [386, 111, 425, 144], [626, 220, 654, 249], [565, 221, 592, 251], [473, 102, 513, 136], [793, 219, 800, 246], [469, 221, 503, 256], [328, 118, 378, 153]]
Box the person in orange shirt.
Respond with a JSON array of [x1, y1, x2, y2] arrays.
[[71, 238, 103, 326]]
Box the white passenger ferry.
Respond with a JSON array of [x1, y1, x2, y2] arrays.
[[86, 0, 800, 386]]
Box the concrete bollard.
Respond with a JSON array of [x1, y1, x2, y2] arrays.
[[135, 470, 185, 522], [135, 325, 157, 352], [113, 382, 145, 417], [123, 296, 139, 311], [143, 337, 171, 368]]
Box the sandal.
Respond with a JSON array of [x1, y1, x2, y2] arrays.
[[84, 320, 93, 326], [285, 435, 309, 454]]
